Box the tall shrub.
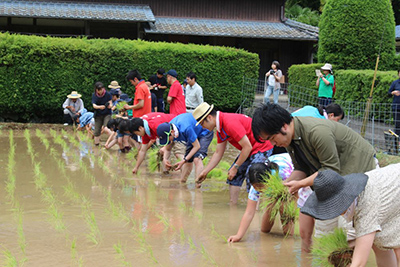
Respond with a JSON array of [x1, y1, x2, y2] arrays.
[[0, 33, 258, 122], [318, 0, 395, 70]]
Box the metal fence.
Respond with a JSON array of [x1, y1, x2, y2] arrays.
[[239, 77, 399, 154]]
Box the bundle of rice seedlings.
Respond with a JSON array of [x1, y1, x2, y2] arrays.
[[207, 168, 225, 180], [115, 101, 127, 111], [259, 172, 298, 226], [312, 228, 353, 267]]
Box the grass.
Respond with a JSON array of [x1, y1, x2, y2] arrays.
[[376, 151, 400, 167], [311, 228, 352, 267]]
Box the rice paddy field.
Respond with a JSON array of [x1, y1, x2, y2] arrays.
[[0, 127, 378, 266]]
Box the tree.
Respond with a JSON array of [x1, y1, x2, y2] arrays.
[[318, 0, 395, 70], [285, 4, 320, 26]]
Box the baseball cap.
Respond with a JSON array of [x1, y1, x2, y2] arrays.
[[157, 122, 172, 146], [166, 69, 178, 78]]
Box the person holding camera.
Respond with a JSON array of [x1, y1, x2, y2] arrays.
[[316, 63, 334, 107], [264, 61, 283, 104], [148, 68, 168, 112], [92, 81, 112, 146]]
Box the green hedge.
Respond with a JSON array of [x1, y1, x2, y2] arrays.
[[318, 0, 395, 70], [0, 33, 259, 122]]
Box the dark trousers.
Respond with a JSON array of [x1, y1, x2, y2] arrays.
[[393, 108, 400, 136], [318, 97, 333, 107], [157, 98, 164, 113]]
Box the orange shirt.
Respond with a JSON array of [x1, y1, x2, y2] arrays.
[[132, 80, 152, 118]]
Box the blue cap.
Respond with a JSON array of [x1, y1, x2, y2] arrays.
[[120, 93, 132, 103], [110, 88, 120, 95], [157, 122, 172, 146], [166, 69, 178, 78]]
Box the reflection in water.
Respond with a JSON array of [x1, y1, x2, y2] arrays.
[[0, 132, 376, 266]]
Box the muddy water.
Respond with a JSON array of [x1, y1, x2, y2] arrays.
[[0, 129, 376, 266]]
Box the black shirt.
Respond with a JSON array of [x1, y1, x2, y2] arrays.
[[148, 74, 167, 99], [389, 79, 400, 108], [92, 91, 112, 117]]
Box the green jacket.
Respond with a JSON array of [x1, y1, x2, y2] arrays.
[[287, 117, 376, 176]]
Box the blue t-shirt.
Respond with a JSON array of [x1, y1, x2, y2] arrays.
[[291, 106, 325, 119], [170, 113, 210, 144], [92, 91, 112, 116], [79, 112, 94, 128]]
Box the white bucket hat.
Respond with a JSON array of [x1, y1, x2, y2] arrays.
[[321, 63, 333, 73]]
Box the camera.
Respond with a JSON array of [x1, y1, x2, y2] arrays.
[[270, 70, 275, 75]]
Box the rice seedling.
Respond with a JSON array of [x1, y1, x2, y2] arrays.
[[210, 223, 227, 242], [207, 168, 226, 181], [116, 101, 128, 111], [200, 243, 218, 266], [1, 249, 18, 267], [259, 172, 298, 228], [147, 148, 160, 173], [187, 236, 197, 250], [35, 129, 50, 150], [312, 228, 352, 267], [113, 243, 132, 267], [83, 210, 101, 245], [218, 160, 231, 170], [70, 237, 84, 266], [155, 212, 173, 231]]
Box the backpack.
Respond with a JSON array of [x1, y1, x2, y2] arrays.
[[332, 81, 336, 97]]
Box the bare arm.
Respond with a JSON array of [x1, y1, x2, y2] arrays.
[[125, 99, 144, 110], [167, 96, 173, 104], [350, 232, 375, 267], [175, 139, 200, 171], [196, 141, 227, 184], [133, 143, 150, 173], [228, 199, 257, 242], [284, 171, 318, 194]]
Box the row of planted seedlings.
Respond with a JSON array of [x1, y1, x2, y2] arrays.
[[33, 129, 85, 266], [24, 129, 67, 231], [45, 129, 102, 250], [2, 130, 27, 266], [70, 130, 235, 265], [52, 129, 160, 265]]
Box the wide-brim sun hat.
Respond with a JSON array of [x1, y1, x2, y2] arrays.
[[320, 63, 333, 72], [300, 169, 368, 220], [157, 122, 172, 146], [67, 91, 82, 99], [120, 93, 132, 103], [193, 102, 214, 126], [108, 81, 121, 89]]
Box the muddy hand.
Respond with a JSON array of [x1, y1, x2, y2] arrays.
[[163, 159, 172, 170], [227, 167, 237, 181], [196, 171, 207, 184], [174, 160, 185, 171], [227, 235, 241, 243]]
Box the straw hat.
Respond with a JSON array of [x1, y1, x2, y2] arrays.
[[321, 63, 333, 73], [67, 91, 82, 99], [300, 170, 368, 220], [193, 102, 214, 126], [108, 81, 121, 89]]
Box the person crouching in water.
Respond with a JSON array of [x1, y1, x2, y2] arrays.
[[228, 152, 294, 242]]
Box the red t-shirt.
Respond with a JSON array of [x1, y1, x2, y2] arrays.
[[216, 112, 273, 155], [168, 80, 186, 115], [132, 80, 152, 118], [141, 112, 176, 145]]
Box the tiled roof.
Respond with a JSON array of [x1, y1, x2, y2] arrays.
[[396, 25, 400, 40], [0, 0, 155, 22], [145, 17, 318, 41]]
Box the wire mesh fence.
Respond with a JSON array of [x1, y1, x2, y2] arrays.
[[239, 77, 399, 154]]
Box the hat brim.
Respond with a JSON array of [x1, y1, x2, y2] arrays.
[[67, 94, 82, 99], [300, 173, 368, 220], [108, 85, 121, 89], [195, 104, 214, 126], [321, 67, 331, 71]]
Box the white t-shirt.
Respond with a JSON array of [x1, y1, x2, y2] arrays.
[[268, 69, 282, 89]]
